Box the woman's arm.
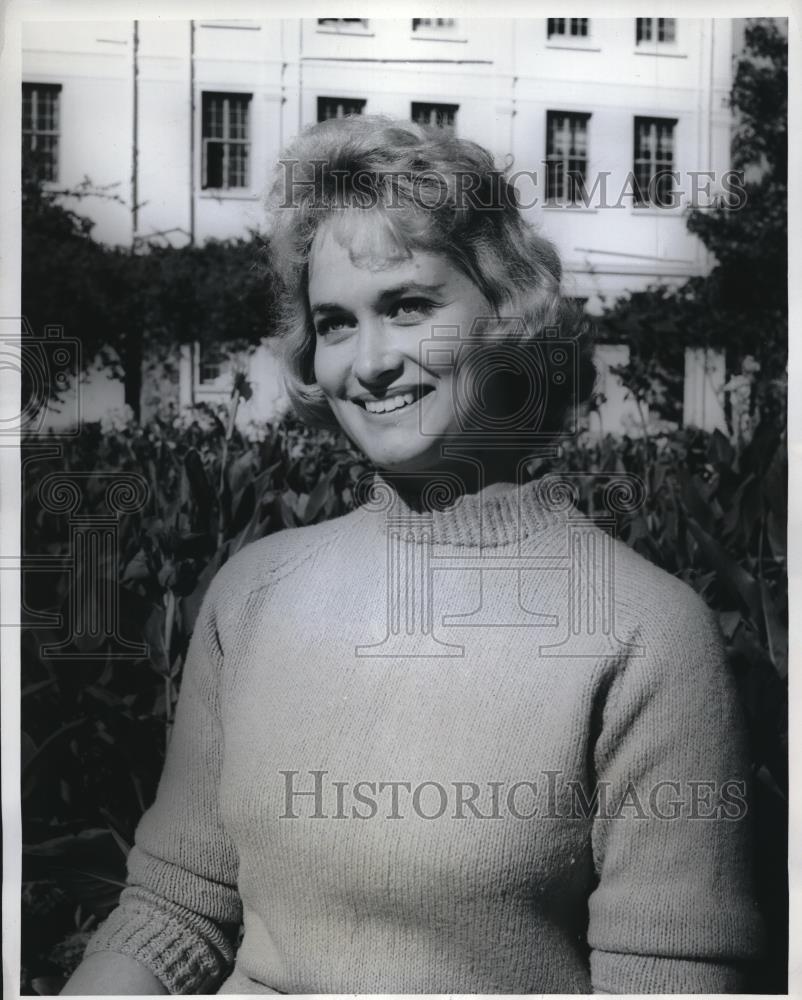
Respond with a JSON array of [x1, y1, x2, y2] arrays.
[[64, 583, 242, 994], [61, 952, 168, 995], [587, 576, 765, 993]]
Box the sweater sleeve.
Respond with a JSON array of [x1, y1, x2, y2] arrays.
[[587, 579, 765, 994], [84, 585, 241, 994]]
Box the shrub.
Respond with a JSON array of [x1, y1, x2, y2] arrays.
[[20, 414, 786, 993]]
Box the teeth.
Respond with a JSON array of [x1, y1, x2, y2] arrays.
[[363, 392, 416, 414]]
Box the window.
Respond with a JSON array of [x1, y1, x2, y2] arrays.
[[547, 18, 589, 38], [22, 83, 60, 181], [201, 92, 251, 190], [545, 111, 590, 204], [633, 117, 677, 206], [412, 18, 457, 31], [317, 18, 369, 31], [636, 18, 676, 44], [197, 344, 229, 385], [317, 96, 367, 122], [411, 102, 458, 129]]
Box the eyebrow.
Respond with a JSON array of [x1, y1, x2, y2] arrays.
[[310, 282, 446, 316]]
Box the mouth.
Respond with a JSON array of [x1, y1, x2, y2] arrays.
[[351, 385, 435, 415]]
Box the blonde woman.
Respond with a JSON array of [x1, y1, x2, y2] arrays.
[[64, 116, 763, 995]]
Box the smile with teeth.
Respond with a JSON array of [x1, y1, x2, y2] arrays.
[[356, 387, 432, 414]]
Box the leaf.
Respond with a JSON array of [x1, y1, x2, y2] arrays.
[[707, 428, 735, 468], [227, 451, 255, 498], [304, 467, 337, 524], [759, 579, 788, 679], [32, 977, 66, 995], [157, 560, 177, 589], [678, 469, 716, 534], [686, 517, 762, 622], [766, 508, 786, 560], [121, 548, 150, 584], [184, 447, 214, 516], [21, 678, 56, 698], [180, 545, 228, 635], [278, 493, 299, 529], [718, 611, 742, 640], [142, 606, 169, 675], [105, 824, 132, 860], [21, 731, 38, 771], [23, 830, 127, 918], [22, 718, 87, 797]]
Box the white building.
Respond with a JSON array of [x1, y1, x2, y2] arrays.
[[22, 16, 736, 433]]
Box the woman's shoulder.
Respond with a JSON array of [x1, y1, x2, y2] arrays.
[[607, 532, 718, 643], [543, 506, 723, 674], [207, 503, 366, 604]]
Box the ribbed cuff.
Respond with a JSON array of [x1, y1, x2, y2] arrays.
[[85, 901, 227, 994], [590, 949, 746, 994]]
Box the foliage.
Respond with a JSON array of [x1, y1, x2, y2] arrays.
[[21, 167, 277, 416], [20, 409, 787, 993], [596, 19, 787, 435]]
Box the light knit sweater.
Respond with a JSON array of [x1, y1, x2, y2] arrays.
[[86, 478, 764, 993]]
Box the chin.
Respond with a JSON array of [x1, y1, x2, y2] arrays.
[[369, 450, 442, 475]]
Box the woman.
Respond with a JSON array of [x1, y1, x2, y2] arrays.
[[64, 116, 763, 994]]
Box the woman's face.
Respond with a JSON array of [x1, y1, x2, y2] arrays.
[[309, 221, 493, 473]]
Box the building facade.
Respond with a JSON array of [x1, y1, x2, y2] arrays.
[[22, 17, 735, 432]]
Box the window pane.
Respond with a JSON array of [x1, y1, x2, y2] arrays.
[[658, 18, 676, 42], [411, 102, 458, 128], [201, 92, 250, 188], [317, 96, 367, 121], [228, 143, 248, 188], [546, 111, 590, 204], [22, 83, 60, 181], [318, 18, 368, 29], [203, 95, 223, 138], [633, 116, 675, 205], [205, 141, 224, 188]]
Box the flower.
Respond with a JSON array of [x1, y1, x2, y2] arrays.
[[100, 405, 135, 435]]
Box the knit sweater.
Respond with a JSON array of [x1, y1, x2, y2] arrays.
[[86, 478, 764, 993]]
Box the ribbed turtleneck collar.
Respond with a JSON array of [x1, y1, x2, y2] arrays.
[[356, 473, 573, 547]]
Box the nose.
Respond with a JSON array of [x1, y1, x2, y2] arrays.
[[352, 320, 403, 387]]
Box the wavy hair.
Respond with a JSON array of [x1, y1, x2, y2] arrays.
[[265, 114, 595, 433]]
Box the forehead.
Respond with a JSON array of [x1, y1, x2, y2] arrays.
[[307, 214, 455, 306]]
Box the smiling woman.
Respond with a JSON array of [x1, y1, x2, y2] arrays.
[[63, 116, 764, 995], [309, 232, 495, 472], [267, 115, 596, 492]]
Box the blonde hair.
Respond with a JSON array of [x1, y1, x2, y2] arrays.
[[266, 115, 593, 432]]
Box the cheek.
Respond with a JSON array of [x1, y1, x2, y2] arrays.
[[312, 342, 335, 394]]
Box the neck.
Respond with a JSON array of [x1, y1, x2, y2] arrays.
[[378, 447, 548, 513]]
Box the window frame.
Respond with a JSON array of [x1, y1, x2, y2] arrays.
[[411, 101, 459, 129], [194, 342, 231, 391], [544, 110, 592, 206], [635, 17, 677, 45], [316, 18, 371, 35], [201, 91, 252, 192], [547, 18, 590, 40], [316, 96, 367, 122], [632, 115, 678, 208], [22, 82, 61, 183]]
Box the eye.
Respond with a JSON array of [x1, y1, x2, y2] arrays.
[[315, 314, 356, 337], [388, 298, 436, 324]]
